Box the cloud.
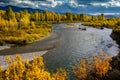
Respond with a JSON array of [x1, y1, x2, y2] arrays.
[[0, 0, 62, 8], [0, 0, 120, 13], [91, 0, 120, 8], [91, 2, 109, 8], [0, 0, 36, 7], [67, 0, 86, 7], [0, 0, 86, 8]]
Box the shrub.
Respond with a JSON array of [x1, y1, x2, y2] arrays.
[[0, 55, 67, 80], [74, 52, 112, 80]]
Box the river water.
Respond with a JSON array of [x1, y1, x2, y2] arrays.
[[43, 23, 119, 79], [0, 23, 119, 79]]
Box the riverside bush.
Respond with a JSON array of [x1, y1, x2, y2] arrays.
[[74, 53, 112, 80], [0, 55, 67, 80], [0, 53, 115, 80]]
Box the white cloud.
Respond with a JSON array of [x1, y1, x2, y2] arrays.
[[68, 0, 86, 7], [36, 1, 60, 8], [0, 0, 86, 9], [78, 4, 86, 7], [109, 0, 120, 7], [91, 0, 120, 7], [19, 0, 35, 7], [91, 2, 109, 8], [36, 0, 64, 8], [14, 0, 86, 8]]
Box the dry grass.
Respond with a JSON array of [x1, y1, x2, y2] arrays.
[[0, 25, 51, 45]]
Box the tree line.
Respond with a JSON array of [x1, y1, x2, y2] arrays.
[[0, 7, 108, 31]]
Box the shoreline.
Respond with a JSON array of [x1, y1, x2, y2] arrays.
[[0, 22, 79, 51], [0, 31, 59, 69], [0, 31, 52, 51], [0, 31, 60, 55], [0, 51, 48, 70], [0, 31, 55, 69]]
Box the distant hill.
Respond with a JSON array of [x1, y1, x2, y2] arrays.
[[0, 5, 44, 13], [104, 15, 120, 18], [88, 13, 120, 18]]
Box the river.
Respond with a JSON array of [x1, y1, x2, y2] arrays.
[[0, 23, 119, 79], [43, 23, 119, 79]]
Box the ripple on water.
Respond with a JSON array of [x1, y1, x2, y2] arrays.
[[43, 23, 119, 80]]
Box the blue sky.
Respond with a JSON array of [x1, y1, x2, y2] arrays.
[[0, 0, 120, 14]]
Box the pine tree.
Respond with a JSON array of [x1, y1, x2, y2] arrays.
[[5, 7, 16, 21]]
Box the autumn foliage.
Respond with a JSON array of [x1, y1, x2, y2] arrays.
[[74, 53, 112, 80], [0, 53, 115, 80], [0, 55, 67, 80], [0, 8, 52, 45]]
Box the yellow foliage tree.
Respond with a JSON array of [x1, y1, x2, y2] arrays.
[[0, 55, 67, 80], [74, 52, 112, 80]]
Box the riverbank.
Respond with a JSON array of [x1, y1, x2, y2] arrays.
[[0, 24, 52, 51], [0, 31, 60, 55], [81, 21, 120, 79], [0, 22, 80, 50], [110, 31, 120, 47], [0, 30, 58, 69], [82, 20, 120, 46], [0, 24, 51, 45], [0, 33, 52, 51], [0, 51, 48, 70]]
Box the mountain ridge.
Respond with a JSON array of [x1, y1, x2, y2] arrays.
[[0, 5, 44, 13]]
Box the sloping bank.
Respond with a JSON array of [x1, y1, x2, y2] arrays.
[[82, 22, 120, 79], [0, 30, 61, 69], [109, 30, 120, 79], [111, 30, 120, 47], [0, 51, 48, 70]]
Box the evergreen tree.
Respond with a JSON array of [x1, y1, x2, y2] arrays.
[[5, 7, 16, 21], [66, 12, 73, 21]]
